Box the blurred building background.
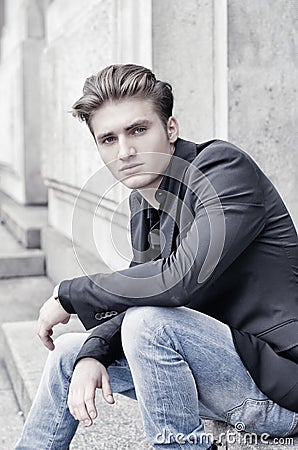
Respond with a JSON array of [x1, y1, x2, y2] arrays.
[[0, 0, 297, 281]]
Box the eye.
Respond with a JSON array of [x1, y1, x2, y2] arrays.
[[102, 136, 116, 145], [133, 127, 146, 135]]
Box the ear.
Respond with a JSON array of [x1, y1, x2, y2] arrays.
[[167, 116, 179, 143]]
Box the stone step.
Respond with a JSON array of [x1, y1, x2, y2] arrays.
[[0, 222, 45, 278], [0, 357, 24, 450], [0, 275, 54, 449], [0, 193, 47, 249]]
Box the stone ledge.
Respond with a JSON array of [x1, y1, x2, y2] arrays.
[[0, 193, 47, 248], [0, 251, 45, 278], [0, 221, 45, 278]]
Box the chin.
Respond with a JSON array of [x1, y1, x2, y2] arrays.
[[120, 174, 157, 190]]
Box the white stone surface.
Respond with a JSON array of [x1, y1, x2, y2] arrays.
[[115, 0, 152, 67], [152, 0, 215, 142], [227, 0, 298, 226], [47, 182, 132, 271], [41, 0, 116, 189], [0, 0, 48, 204], [0, 44, 24, 171]]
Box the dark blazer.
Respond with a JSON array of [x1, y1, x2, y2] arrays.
[[59, 138, 298, 412]]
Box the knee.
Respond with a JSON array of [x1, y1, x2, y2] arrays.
[[122, 306, 164, 337], [121, 306, 171, 357]]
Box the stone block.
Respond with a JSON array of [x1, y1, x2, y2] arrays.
[[0, 275, 53, 323], [0, 218, 45, 278], [0, 197, 48, 248], [0, 251, 45, 278]]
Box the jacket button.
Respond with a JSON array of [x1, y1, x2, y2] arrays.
[[95, 312, 104, 321], [95, 311, 118, 321]]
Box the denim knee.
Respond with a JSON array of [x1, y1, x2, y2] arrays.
[[121, 306, 175, 358], [47, 332, 87, 379]]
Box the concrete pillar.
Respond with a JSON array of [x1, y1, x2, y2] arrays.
[[152, 0, 217, 142], [227, 0, 298, 225], [0, 0, 49, 205]]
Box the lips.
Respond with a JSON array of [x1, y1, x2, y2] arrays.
[[119, 163, 143, 172]]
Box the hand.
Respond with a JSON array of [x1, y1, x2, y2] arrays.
[[37, 297, 70, 350], [68, 357, 115, 427]]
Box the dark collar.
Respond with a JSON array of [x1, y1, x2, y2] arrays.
[[155, 138, 197, 205]]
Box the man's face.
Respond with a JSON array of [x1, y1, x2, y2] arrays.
[[90, 98, 178, 191]]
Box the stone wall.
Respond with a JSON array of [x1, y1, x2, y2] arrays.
[[228, 0, 298, 224]]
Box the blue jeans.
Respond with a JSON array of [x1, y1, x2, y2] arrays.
[[15, 307, 298, 449]]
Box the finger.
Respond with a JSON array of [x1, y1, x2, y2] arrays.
[[62, 316, 70, 324], [101, 372, 114, 404], [76, 404, 93, 427], [72, 392, 93, 427], [68, 380, 91, 425], [41, 335, 55, 351], [37, 326, 55, 350], [84, 385, 98, 421], [67, 391, 79, 422]]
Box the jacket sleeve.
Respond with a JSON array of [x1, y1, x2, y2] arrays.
[[74, 312, 125, 367], [59, 143, 266, 330]]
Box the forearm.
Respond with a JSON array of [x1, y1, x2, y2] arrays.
[[74, 312, 125, 367]]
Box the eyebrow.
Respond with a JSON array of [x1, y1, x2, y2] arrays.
[[96, 119, 152, 142]]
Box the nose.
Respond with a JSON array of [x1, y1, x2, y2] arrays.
[[118, 137, 136, 160]]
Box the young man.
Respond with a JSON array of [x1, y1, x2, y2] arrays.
[[16, 64, 298, 450]]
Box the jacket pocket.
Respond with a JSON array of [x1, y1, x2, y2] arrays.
[[255, 319, 298, 353]]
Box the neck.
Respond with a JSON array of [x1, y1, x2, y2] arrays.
[[138, 177, 162, 209], [138, 142, 176, 208], [138, 189, 160, 209]]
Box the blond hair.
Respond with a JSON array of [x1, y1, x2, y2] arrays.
[[71, 64, 174, 132]]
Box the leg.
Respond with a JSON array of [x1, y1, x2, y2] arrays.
[[122, 306, 298, 449], [15, 332, 136, 450]]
